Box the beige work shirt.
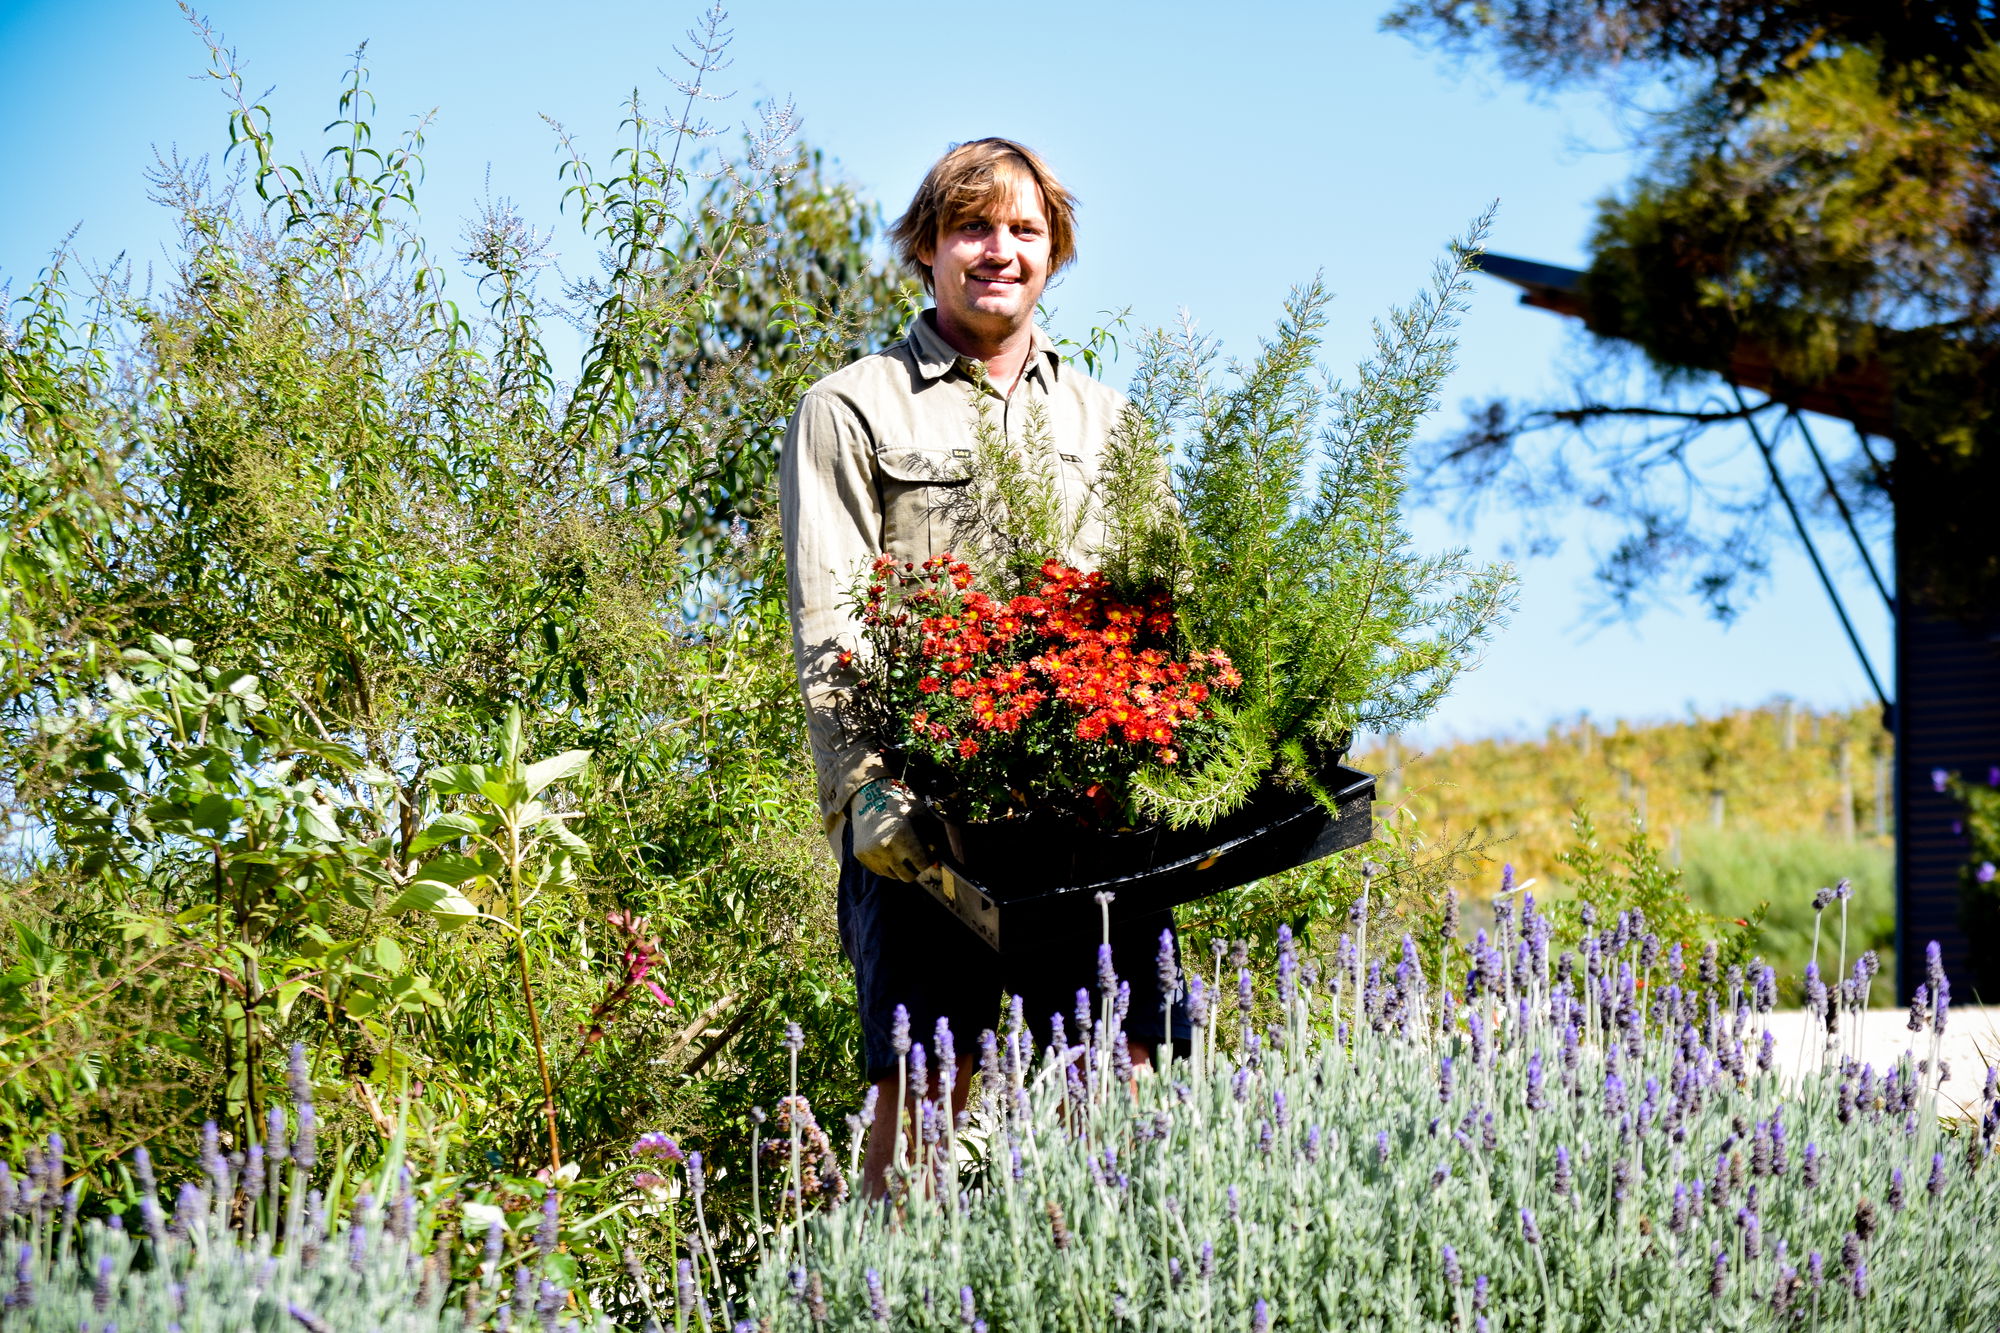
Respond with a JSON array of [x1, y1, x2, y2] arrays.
[[779, 310, 1132, 839]]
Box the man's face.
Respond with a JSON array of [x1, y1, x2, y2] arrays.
[[921, 173, 1052, 343]]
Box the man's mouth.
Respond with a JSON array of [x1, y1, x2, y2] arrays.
[[969, 273, 1020, 285]]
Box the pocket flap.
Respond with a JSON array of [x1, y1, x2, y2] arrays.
[[877, 448, 972, 485]]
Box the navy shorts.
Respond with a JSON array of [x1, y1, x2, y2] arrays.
[[837, 826, 1192, 1084]]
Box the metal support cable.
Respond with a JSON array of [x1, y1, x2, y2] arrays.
[[1730, 384, 1892, 712], [1785, 407, 1895, 614]]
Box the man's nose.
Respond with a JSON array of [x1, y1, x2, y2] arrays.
[[983, 227, 1019, 263]]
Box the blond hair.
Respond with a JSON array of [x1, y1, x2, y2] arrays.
[[890, 138, 1078, 293]]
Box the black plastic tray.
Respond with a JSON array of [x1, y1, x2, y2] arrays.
[[914, 764, 1375, 949]]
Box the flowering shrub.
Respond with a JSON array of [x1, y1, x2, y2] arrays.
[[852, 554, 1239, 822], [0, 1049, 617, 1332], [685, 881, 1996, 1329]]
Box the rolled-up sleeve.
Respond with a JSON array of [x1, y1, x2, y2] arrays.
[[779, 388, 891, 832]]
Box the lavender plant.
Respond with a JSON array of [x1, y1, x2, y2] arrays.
[[708, 886, 1999, 1330], [0, 1047, 618, 1332]]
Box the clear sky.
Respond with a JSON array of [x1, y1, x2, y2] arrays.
[[0, 0, 1894, 745]]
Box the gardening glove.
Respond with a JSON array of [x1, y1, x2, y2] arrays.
[[849, 778, 936, 883]]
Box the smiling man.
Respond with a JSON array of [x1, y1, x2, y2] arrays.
[[778, 138, 1188, 1196]]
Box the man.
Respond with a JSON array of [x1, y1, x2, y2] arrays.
[[778, 139, 1186, 1197]]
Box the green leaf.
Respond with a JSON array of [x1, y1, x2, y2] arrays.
[[409, 812, 484, 854], [383, 880, 493, 930], [522, 749, 591, 798], [407, 852, 487, 888], [375, 936, 406, 973], [299, 801, 342, 842], [191, 792, 238, 837]]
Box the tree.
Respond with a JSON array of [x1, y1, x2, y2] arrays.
[[1384, 0, 2000, 622]]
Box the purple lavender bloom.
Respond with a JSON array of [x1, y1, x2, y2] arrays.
[[1888, 1167, 1906, 1212], [1199, 1242, 1215, 1281], [1927, 939, 1946, 1001], [1439, 1055, 1454, 1104], [1304, 1126, 1321, 1164], [288, 1042, 313, 1107], [1526, 1053, 1546, 1111], [1375, 1130, 1390, 1166], [865, 1269, 890, 1324], [1555, 1146, 1573, 1198], [1809, 1251, 1824, 1288], [1441, 1244, 1462, 1286], [294, 1104, 319, 1172], [1929, 1152, 1947, 1197], [1473, 1274, 1489, 1312], [1803, 1142, 1822, 1188], [1980, 862, 1997, 884], [1251, 1299, 1271, 1333], [1932, 767, 1950, 794], [93, 1253, 113, 1313], [1758, 1030, 1776, 1073], [536, 1188, 560, 1257], [1520, 1208, 1541, 1245], [1709, 1247, 1729, 1298], [1604, 1072, 1628, 1119], [1157, 929, 1180, 1001], [1739, 1206, 1763, 1259], [1670, 1182, 1689, 1233], [891, 1005, 912, 1057], [687, 1151, 705, 1201], [1186, 976, 1208, 1029]]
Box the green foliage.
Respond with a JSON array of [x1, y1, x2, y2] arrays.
[[1677, 825, 1895, 1001], [0, 8, 892, 1308], [1542, 809, 1767, 980], [1127, 221, 1517, 825]]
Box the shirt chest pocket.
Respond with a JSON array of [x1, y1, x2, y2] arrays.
[[876, 446, 975, 563]]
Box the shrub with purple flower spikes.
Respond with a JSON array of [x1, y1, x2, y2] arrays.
[[734, 905, 2000, 1333], [1, 1117, 615, 1331]]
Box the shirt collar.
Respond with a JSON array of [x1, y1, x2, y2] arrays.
[[906, 309, 1063, 384]]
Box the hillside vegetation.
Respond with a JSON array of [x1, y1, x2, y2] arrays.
[[1355, 702, 1896, 992]]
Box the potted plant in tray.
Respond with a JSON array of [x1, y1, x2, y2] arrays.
[[843, 221, 1517, 923]]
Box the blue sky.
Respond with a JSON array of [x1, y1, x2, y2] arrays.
[[0, 0, 1894, 744]]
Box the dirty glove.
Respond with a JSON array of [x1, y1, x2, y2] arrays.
[[849, 778, 934, 883]]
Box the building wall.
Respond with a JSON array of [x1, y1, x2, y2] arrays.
[[1895, 575, 2000, 1001]]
